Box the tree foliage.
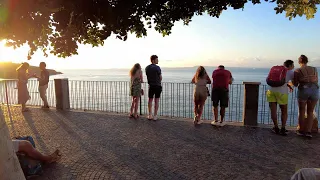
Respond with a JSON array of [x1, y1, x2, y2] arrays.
[[0, 0, 318, 59]]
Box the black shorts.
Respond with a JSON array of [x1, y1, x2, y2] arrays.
[[211, 88, 229, 107], [148, 85, 162, 98]]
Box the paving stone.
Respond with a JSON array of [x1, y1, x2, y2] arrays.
[[2, 105, 320, 180]]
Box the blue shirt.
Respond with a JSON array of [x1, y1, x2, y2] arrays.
[[145, 64, 162, 86]]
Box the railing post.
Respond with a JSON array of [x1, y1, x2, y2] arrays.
[[242, 82, 261, 126], [54, 79, 70, 110], [140, 96, 142, 115]]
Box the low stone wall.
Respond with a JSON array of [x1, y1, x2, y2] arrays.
[[0, 107, 25, 180]]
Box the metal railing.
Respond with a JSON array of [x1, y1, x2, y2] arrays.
[[258, 85, 320, 127], [68, 81, 243, 121], [2, 79, 320, 127], [0, 80, 56, 107]]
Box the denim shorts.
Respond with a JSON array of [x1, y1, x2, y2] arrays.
[[298, 84, 319, 101]]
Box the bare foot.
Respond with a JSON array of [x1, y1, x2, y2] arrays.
[[46, 150, 62, 164]]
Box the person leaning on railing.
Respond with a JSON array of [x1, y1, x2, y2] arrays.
[[191, 66, 211, 125], [293, 55, 319, 139]]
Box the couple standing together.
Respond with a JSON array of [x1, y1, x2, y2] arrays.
[[16, 62, 50, 112], [267, 55, 319, 138], [192, 65, 233, 125], [129, 55, 162, 120]]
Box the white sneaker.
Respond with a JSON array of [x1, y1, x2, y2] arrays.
[[153, 116, 158, 121], [211, 121, 218, 125], [219, 121, 226, 126], [197, 120, 204, 124]]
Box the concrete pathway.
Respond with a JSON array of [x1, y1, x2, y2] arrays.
[[2, 106, 320, 180]]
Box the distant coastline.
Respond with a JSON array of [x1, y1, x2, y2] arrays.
[[0, 62, 62, 79]]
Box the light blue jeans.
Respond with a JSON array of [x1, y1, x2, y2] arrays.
[[297, 84, 319, 101]]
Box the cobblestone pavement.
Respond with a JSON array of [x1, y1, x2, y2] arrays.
[[2, 106, 320, 180]]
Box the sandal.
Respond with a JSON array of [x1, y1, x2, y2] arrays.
[[129, 114, 134, 118], [134, 115, 139, 119], [193, 116, 198, 125]]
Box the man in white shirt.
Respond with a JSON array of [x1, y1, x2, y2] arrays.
[[266, 60, 294, 135]]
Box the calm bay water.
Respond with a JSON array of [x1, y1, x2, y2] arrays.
[[51, 67, 271, 83]]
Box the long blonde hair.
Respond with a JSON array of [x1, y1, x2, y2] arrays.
[[194, 66, 207, 81], [16, 62, 29, 73], [130, 63, 141, 77]]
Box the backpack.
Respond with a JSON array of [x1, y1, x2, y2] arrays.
[[14, 136, 43, 179], [266, 66, 287, 87]]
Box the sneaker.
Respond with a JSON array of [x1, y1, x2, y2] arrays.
[[272, 127, 280, 134], [153, 116, 158, 121], [219, 121, 225, 126], [211, 121, 218, 125], [279, 127, 288, 136], [197, 120, 203, 125], [305, 132, 313, 139], [296, 130, 305, 136]]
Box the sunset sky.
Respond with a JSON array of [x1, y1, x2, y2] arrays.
[[0, 2, 320, 69]]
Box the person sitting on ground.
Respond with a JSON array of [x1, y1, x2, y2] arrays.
[[191, 66, 211, 125], [211, 65, 233, 126], [293, 55, 319, 139], [12, 139, 61, 164], [266, 60, 295, 135]]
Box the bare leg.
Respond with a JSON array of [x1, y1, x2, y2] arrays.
[[306, 100, 318, 133], [298, 101, 307, 132], [134, 96, 140, 117], [130, 97, 135, 115], [18, 140, 60, 163], [194, 100, 199, 119], [154, 98, 160, 117], [148, 98, 153, 119], [269, 102, 278, 127], [198, 101, 205, 121], [213, 106, 218, 122], [220, 107, 226, 122], [279, 104, 288, 128]]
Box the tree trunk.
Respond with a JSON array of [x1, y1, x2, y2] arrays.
[[0, 107, 25, 180]]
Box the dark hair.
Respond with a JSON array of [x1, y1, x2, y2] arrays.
[[130, 63, 141, 77], [194, 66, 207, 80], [284, 60, 294, 68], [218, 65, 225, 69], [40, 62, 46, 67], [299, 55, 308, 64], [150, 55, 158, 62]]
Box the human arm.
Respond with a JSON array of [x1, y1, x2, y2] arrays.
[[158, 66, 162, 82], [229, 72, 233, 84], [139, 70, 144, 83], [293, 69, 299, 87], [206, 73, 211, 84]]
